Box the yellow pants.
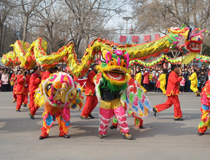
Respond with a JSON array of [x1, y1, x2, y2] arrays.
[[160, 84, 166, 94], [190, 84, 198, 93]]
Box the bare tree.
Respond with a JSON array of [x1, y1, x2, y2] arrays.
[[63, 0, 126, 56], [20, 0, 43, 42], [0, 0, 17, 55]]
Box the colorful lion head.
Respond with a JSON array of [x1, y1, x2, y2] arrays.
[[97, 49, 130, 86], [35, 72, 80, 109]]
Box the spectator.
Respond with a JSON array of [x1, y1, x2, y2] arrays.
[[143, 68, 149, 91], [1, 69, 10, 91]]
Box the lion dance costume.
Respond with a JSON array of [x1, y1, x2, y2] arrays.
[[94, 49, 152, 139], [198, 81, 210, 136], [35, 72, 83, 139]]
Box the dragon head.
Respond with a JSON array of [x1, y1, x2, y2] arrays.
[[169, 25, 206, 53], [97, 49, 130, 86]]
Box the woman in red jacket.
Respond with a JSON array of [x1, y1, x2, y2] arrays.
[[143, 69, 149, 91], [29, 66, 41, 119]]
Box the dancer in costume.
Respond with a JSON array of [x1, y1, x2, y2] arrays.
[[153, 65, 183, 121], [23, 71, 30, 107], [94, 49, 152, 140], [80, 64, 98, 119], [189, 69, 200, 96], [159, 69, 166, 94], [198, 81, 210, 136], [135, 71, 146, 93], [15, 68, 29, 111], [41, 67, 58, 81], [29, 66, 41, 119], [36, 72, 82, 139]]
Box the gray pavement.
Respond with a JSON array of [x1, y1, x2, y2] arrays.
[[0, 92, 209, 160]]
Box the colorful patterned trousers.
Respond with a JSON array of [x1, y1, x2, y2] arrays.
[[198, 104, 210, 134]]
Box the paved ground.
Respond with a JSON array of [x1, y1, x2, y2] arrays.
[[0, 92, 209, 160]]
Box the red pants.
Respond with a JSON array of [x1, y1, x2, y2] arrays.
[[154, 95, 182, 118], [13, 91, 17, 100], [29, 93, 39, 116], [81, 95, 98, 117], [23, 94, 28, 105], [16, 94, 24, 110]]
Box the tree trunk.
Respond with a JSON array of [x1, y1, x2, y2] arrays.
[[22, 15, 29, 42], [0, 24, 3, 56]]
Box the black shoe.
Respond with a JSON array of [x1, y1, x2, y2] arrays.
[[196, 94, 200, 97], [197, 132, 203, 136], [174, 118, 184, 121], [89, 114, 95, 119], [39, 135, 49, 140], [59, 134, 70, 138], [139, 125, 144, 129], [23, 104, 27, 107], [99, 134, 105, 139], [16, 109, 21, 112], [153, 107, 157, 117], [110, 125, 117, 129], [80, 116, 89, 120], [29, 113, 34, 119]]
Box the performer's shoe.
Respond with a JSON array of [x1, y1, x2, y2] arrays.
[[197, 132, 203, 136], [23, 104, 27, 107], [89, 114, 95, 119], [39, 134, 49, 140], [12, 99, 16, 103], [80, 116, 89, 120], [59, 134, 70, 138], [110, 125, 117, 129], [16, 109, 21, 112], [174, 118, 184, 121], [153, 107, 157, 117], [139, 125, 144, 129], [99, 134, 105, 139], [29, 113, 34, 119], [121, 132, 132, 140]]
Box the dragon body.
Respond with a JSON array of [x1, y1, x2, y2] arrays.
[[1, 25, 206, 78]]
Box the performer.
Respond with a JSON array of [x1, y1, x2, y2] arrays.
[[29, 66, 41, 119], [23, 71, 30, 107], [197, 81, 210, 136], [15, 69, 26, 111], [153, 65, 183, 121], [41, 67, 57, 81], [80, 64, 98, 119], [135, 71, 146, 93], [159, 69, 166, 94], [37, 72, 82, 140], [189, 69, 200, 96]]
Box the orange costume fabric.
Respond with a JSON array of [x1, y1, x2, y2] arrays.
[[29, 73, 41, 116], [81, 70, 98, 117], [154, 71, 183, 119], [41, 70, 51, 81], [15, 75, 26, 110]]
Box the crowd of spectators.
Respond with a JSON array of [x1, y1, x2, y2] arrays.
[[131, 64, 210, 93], [1, 63, 210, 93]]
